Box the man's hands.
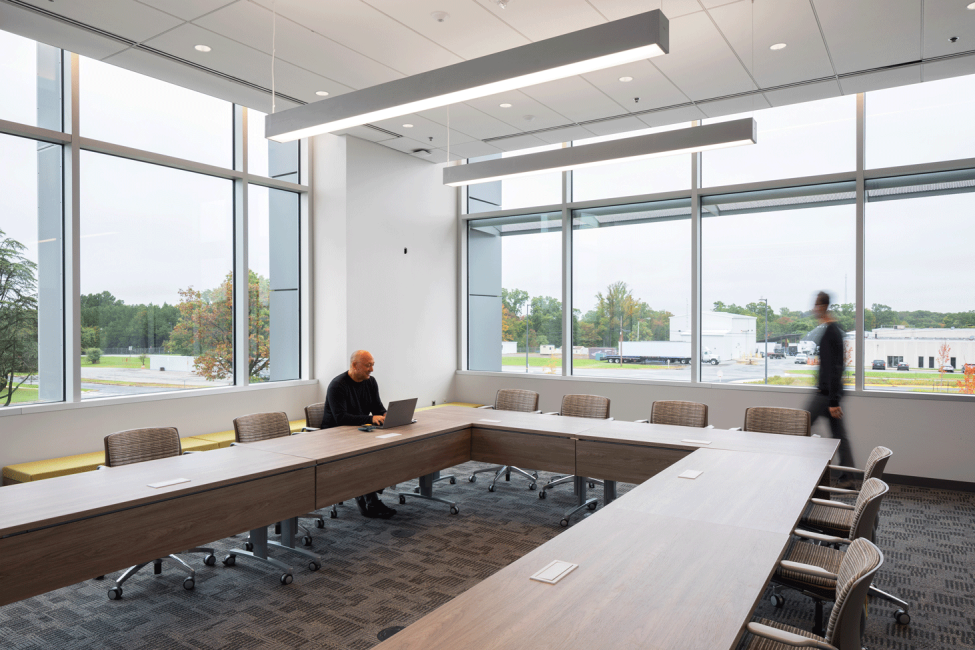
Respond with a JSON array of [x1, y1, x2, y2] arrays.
[[371, 414, 386, 426], [829, 406, 843, 419]]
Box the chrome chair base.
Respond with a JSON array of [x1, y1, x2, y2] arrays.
[[539, 475, 599, 526], [225, 519, 322, 584], [398, 471, 459, 515], [106, 547, 214, 599], [470, 465, 539, 491]]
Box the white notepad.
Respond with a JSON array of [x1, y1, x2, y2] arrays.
[[681, 439, 712, 445], [376, 433, 401, 439], [478, 419, 501, 423], [147, 478, 190, 489], [678, 470, 703, 480], [530, 560, 578, 584]]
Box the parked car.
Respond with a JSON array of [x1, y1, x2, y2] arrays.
[[897, 362, 910, 371], [941, 364, 955, 373], [794, 354, 808, 364], [872, 360, 886, 370]]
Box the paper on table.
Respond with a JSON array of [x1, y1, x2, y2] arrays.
[[478, 419, 501, 423], [147, 478, 190, 489], [678, 470, 703, 480], [681, 439, 712, 445], [376, 433, 401, 439], [530, 560, 578, 584]]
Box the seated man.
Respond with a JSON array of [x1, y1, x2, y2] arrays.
[[320, 350, 396, 519]]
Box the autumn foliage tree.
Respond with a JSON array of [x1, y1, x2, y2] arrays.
[[956, 363, 975, 395], [167, 270, 270, 381], [937, 341, 952, 391]]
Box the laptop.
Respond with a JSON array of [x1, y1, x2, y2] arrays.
[[378, 398, 418, 429]]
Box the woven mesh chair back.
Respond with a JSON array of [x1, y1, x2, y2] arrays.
[[305, 402, 326, 429], [104, 427, 181, 467], [650, 400, 708, 428], [863, 446, 893, 482], [234, 412, 291, 443], [742, 407, 811, 436], [849, 478, 889, 542], [495, 389, 539, 413], [560, 394, 611, 419], [825, 538, 883, 646]]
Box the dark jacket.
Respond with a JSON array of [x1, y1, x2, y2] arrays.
[[320, 372, 386, 428], [817, 321, 846, 407]]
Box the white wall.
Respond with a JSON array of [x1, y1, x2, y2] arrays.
[[311, 134, 458, 407], [452, 373, 975, 484]]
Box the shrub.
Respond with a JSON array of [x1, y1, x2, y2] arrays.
[[85, 347, 102, 364]]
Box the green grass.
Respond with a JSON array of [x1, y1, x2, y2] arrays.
[[501, 357, 685, 370], [81, 355, 153, 369], [745, 376, 817, 386], [0, 385, 93, 406]]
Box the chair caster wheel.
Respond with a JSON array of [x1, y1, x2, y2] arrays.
[[95, 575, 105, 581], [588, 482, 595, 489], [468, 475, 477, 483], [280, 573, 293, 585], [183, 577, 195, 591], [223, 555, 236, 567], [108, 587, 122, 600], [302, 535, 313, 547], [559, 519, 569, 528], [488, 485, 495, 493], [204, 554, 216, 566], [413, 487, 420, 494], [539, 491, 546, 499], [449, 506, 459, 515], [449, 477, 456, 484], [587, 502, 598, 511], [308, 561, 321, 572], [528, 483, 537, 490], [244, 541, 253, 552], [895, 609, 910, 625], [329, 510, 338, 519], [399, 495, 407, 504], [505, 474, 510, 482], [316, 518, 326, 528], [274, 523, 281, 534], [770, 594, 785, 608]]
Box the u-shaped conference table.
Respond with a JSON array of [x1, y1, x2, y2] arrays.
[[0, 405, 838, 649]]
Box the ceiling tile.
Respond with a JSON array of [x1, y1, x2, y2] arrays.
[[486, 133, 551, 152], [17, 0, 183, 43], [638, 104, 707, 128], [582, 59, 690, 112], [812, 0, 921, 75], [651, 11, 757, 100], [472, 0, 605, 42], [589, 0, 704, 21], [363, 0, 529, 60], [520, 76, 626, 123], [707, 0, 834, 87], [922, 52, 975, 82], [194, 1, 402, 89], [417, 104, 522, 141], [581, 115, 656, 137], [697, 93, 771, 118], [375, 135, 439, 154], [252, 0, 460, 76], [137, 0, 236, 22], [436, 140, 504, 160], [764, 79, 842, 107], [367, 114, 477, 147], [465, 90, 575, 132], [838, 64, 921, 94], [334, 125, 401, 143], [0, 1, 130, 59], [531, 125, 598, 145], [922, 0, 975, 59]]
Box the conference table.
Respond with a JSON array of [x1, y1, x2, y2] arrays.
[[0, 405, 838, 649]]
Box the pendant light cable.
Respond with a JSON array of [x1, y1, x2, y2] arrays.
[[271, 1, 277, 113]]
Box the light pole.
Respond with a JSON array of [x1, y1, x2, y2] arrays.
[[759, 298, 769, 385]]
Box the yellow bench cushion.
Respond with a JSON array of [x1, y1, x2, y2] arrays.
[[190, 420, 306, 448], [417, 402, 481, 412], [181, 437, 221, 452]]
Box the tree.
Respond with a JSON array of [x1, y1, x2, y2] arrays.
[[0, 229, 39, 406], [872, 304, 895, 328], [937, 341, 952, 392], [167, 270, 270, 381], [956, 364, 975, 395]]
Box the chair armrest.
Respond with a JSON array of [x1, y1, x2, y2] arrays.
[[817, 486, 857, 495], [181, 450, 199, 455], [96, 465, 107, 470], [542, 411, 559, 415], [828, 464, 864, 474], [729, 427, 741, 431], [746, 623, 836, 650], [477, 405, 495, 409], [705, 425, 714, 429], [229, 441, 241, 447], [793, 529, 849, 546], [532, 410, 542, 414], [635, 419, 649, 424], [779, 560, 838, 581], [301, 427, 320, 432], [810, 497, 855, 510], [811, 434, 821, 438], [605, 417, 614, 421]]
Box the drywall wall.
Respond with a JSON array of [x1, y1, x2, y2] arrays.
[[453, 372, 975, 484]]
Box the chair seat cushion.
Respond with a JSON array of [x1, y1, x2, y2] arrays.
[[801, 503, 854, 537], [776, 540, 843, 597], [744, 618, 828, 650]]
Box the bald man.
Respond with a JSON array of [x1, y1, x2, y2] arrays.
[[320, 350, 395, 519]]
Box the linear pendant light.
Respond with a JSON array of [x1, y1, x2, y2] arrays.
[[265, 10, 669, 142], [443, 119, 758, 187]]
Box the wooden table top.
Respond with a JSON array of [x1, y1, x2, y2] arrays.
[[608, 447, 829, 535], [374, 507, 788, 650], [436, 405, 612, 436], [0, 446, 313, 538]]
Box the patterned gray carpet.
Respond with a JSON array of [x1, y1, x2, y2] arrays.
[[1, 462, 972, 649]]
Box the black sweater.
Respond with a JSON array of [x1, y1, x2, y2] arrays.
[[320, 372, 386, 428], [818, 321, 846, 407]]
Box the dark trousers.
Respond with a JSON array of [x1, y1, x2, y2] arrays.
[[806, 392, 854, 471], [359, 489, 384, 506]]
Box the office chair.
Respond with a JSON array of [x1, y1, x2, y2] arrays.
[[96, 427, 216, 600], [301, 401, 342, 519], [223, 412, 323, 582], [744, 538, 884, 650], [769, 478, 908, 635], [818, 446, 892, 496], [469, 389, 542, 491], [538, 394, 611, 527], [634, 400, 709, 428], [735, 406, 811, 436]]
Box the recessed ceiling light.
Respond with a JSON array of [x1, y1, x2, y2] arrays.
[[402, 123, 414, 128], [315, 90, 329, 97], [499, 103, 512, 108], [194, 44, 211, 52], [619, 76, 634, 82], [769, 43, 787, 51]]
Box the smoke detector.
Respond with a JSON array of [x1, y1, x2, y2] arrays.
[[431, 11, 449, 22], [497, 0, 510, 8]]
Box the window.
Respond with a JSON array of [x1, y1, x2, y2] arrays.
[[866, 74, 975, 169], [248, 184, 300, 382], [247, 109, 299, 182], [80, 152, 234, 398], [0, 29, 61, 130], [702, 96, 856, 187], [0, 133, 63, 407], [466, 144, 563, 213], [80, 57, 232, 167], [864, 169, 975, 394], [570, 124, 692, 202], [700, 183, 856, 386], [468, 212, 563, 373], [571, 200, 692, 380]]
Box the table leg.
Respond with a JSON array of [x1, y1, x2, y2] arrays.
[[603, 480, 618, 505]]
